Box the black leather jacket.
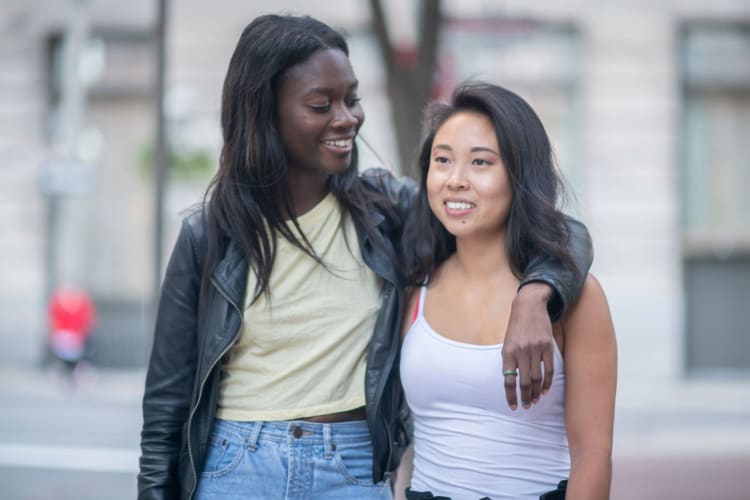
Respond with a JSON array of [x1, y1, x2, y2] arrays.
[[137, 169, 592, 500]]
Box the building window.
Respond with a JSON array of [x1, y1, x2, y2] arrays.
[[441, 18, 582, 205], [681, 24, 750, 372]]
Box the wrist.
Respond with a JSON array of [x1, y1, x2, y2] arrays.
[[516, 281, 553, 305]]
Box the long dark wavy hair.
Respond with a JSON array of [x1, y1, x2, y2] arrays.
[[201, 14, 396, 304], [402, 81, 578, 287]]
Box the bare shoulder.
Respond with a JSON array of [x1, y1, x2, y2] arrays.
[[570, 274, 608, 310], [562, 274, 614, 335]]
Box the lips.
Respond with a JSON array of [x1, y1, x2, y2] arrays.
[[445, 201, 475, 210], [444, 199, 476, 216], [322, 136, 354, 152]]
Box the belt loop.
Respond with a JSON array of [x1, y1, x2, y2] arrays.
[[323, 424, 334, 458], [247, 421, 263, 451]]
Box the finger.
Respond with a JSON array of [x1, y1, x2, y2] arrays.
[[516, 351, 532, 409], [529, 349, 543, 405], [541, 342, 555, 395], [501, 350, 519, 411]]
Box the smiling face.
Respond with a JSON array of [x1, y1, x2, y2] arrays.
[[426, 110, 512, 240], [276, 48, 364, 185]]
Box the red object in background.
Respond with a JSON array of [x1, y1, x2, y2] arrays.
[[48, 287, 96, 361]]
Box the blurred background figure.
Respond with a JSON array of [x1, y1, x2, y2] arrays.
[[48, 285, 95, 379]]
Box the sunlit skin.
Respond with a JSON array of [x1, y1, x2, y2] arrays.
[[418, 110, 521, 351], [275, 48, 364, 216], [427, 110, 512, 245], [400, 110, 616, 500]]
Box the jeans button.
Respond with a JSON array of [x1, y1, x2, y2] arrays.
[[293, 426, 303, 438]]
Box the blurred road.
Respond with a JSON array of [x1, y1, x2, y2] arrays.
[[0, 366, 748, 499], [0, 366, 142, 500]]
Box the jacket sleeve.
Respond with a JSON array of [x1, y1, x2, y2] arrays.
[[138, 217, 203, 500], [360, 167, 418, 217], [519, 215, 594, 322]]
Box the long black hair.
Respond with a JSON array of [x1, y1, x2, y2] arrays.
[[201, 14, 396, 303], [402, 81, 578, 286]]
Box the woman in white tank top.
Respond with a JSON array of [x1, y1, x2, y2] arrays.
[[395, 82, 617, 500]]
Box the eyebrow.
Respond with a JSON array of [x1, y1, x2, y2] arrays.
[[432, 144, 499, 155], [304, 81, 359, 97]]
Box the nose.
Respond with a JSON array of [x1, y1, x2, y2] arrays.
[[332, 103, 360, 130], [446, 164, 469, 190]]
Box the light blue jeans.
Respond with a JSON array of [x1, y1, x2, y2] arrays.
[[194, 419, 393, 500]]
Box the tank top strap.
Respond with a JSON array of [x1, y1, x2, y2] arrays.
[[417, 284, 427, 319], [410, 285, 428, 324]]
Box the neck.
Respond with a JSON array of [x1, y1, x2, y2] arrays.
[[285, 171, 330, 217], [451, 231, 514, 282]]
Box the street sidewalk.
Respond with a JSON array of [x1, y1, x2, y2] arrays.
[[614, 378, 750, 458], [0, 365, 146, 406], [5, 365, 746, 457], [2, 365, 749, 499]]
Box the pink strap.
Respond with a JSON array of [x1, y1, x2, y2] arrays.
[[411, 294, 419, 324]]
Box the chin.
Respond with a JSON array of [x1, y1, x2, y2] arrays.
[[442, 219, 491, 238], [324, 160, 352, 175], [442, 223, 470, 238]]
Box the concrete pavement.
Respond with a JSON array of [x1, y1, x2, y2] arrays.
[[1, 365, 749, 499]]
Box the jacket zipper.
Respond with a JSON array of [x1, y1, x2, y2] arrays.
[[186, 277, 243, 500], [353, 231, 402, 483], [364, 284, 401, 485], [380, 411, 394, 479]]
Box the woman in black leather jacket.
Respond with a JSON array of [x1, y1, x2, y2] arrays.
[[137, 14, 592, 500]]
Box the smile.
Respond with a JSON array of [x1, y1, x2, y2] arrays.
[[322, 138, 353, 149], [445, 201, 475, 210]]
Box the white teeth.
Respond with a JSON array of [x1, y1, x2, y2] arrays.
[[324, 139, 352, 148], [446, 201, 474, 210]]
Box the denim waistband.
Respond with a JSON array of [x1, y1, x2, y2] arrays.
[[210, 418, 371, 451]]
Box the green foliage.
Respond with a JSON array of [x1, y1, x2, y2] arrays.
[[137, 143, 215, 181]]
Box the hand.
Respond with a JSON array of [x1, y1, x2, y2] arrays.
[[392, 444, 414, 500], [502, 282, 555, 410]]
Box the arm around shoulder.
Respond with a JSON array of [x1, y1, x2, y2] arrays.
[[360, 167, 419, 216], [519, 215, 593, 321]]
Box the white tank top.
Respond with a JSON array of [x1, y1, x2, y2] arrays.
[[400, 286, 570, 500]]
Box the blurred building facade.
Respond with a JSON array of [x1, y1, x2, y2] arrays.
[[1, 0, 748, 405]]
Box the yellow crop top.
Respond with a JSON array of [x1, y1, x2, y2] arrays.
[[216, 192, 382, 421]]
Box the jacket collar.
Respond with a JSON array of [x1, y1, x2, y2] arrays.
[[356, 205, 400, 286], [366, 208, 386, 228], [211, 240, 249, 309], [210, 203, 398, 306]]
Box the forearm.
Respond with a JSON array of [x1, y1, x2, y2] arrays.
[[392, 443, 414, 500], [139, 394, 185, 498], [567, 449, 612, 500], [139, 369, 192, 498], [514, 281, 552, 310]]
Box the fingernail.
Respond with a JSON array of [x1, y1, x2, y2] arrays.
[[522, 403, 531, 409], [510, 404, 517, 411]]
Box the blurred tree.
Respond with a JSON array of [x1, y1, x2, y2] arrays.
[[368, 0, 442, 179], [137, 143, 214, 182]]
